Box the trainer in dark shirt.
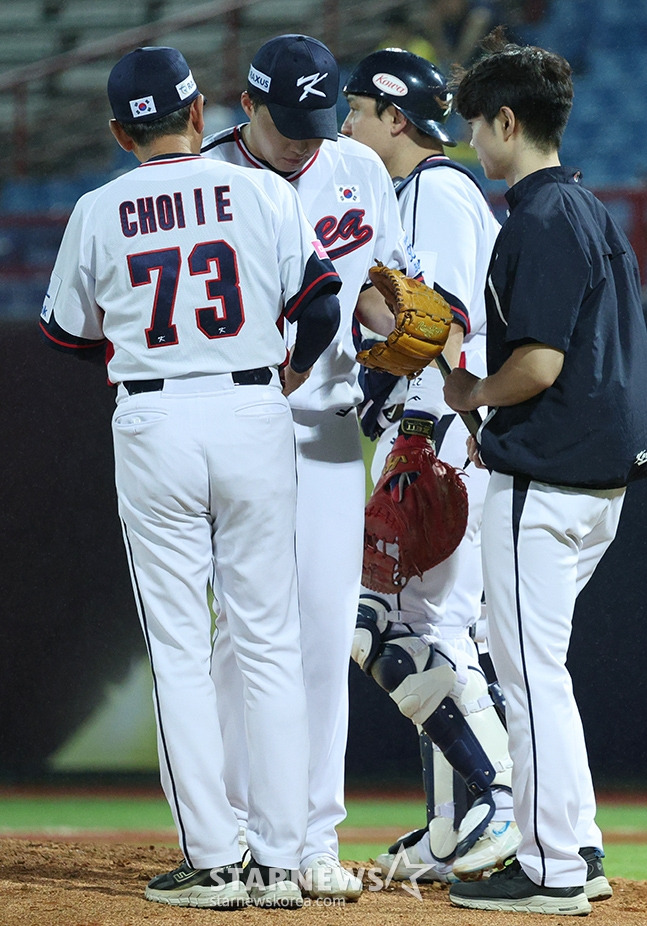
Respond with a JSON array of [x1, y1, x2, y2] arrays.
[[442, 28, 647, 917]]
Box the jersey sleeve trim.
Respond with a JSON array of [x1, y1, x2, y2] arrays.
[[285, 253, 342, 320], [39, 315, 106, 356], [432, 281, 469, 333]]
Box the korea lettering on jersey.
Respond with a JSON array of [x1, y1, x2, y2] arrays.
[[40, 156, 339, 383], [202, 130, 419, 411]]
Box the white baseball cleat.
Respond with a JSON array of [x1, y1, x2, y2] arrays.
[[300, 854, 363, 900], [375, 829, 457, 883], [452, 820, 521, 879]]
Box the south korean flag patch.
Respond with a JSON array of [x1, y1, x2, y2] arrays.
[[337, 184, 360, 203], [130, 95, 157, 118]]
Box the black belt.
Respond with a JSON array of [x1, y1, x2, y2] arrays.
[[123, 367, 272, 395]]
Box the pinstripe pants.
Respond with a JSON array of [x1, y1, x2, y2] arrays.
[[481, 471, 625, 888]]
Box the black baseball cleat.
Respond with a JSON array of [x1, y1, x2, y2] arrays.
[[243, 856, 303, 907], [145, 859, 249, 907], [449, 858, 592, 916], [581, 846, 613, 901]]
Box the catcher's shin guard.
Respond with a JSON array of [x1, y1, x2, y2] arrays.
[[420, 733, 470, 863], [459, 664, 513, 793], [450, 662, 515, 861], [369, 635, 497, 798], [420, 731, 436, 827]]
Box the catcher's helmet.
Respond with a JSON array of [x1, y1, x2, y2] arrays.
[[344, 48, 456, 146]]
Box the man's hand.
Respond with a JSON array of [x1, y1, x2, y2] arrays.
[[443, 367, 483, 411], [466, 434, 488, 469], [355, 285, 397, 337], [444, 343, 565, 411], [281, 363, 311, 396]]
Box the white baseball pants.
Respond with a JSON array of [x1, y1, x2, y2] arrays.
[[212, 407, 365, 866], [482, 471, 625, 887], [113, 373, 309, 870]]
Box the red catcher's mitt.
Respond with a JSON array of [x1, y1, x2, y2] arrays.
[[363, 434, 469, 593]]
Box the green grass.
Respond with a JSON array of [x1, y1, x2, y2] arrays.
[[0, 795, 174, 831], [343, 796, 647, 831], [340, 798, 647, 880], [343, 797, 425, 829], [0, 793, 644, 879]]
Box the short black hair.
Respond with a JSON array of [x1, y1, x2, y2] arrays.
[[374, 97, 392, 119], [246, 87, 267, 111], [453, 27, 573, 152], [117, 103, 192, 145]]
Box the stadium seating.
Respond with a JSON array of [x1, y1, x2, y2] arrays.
[[1, 0, 647, 319]]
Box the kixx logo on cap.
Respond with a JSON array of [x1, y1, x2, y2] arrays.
[[108, 46, 201, 124], [247, 34, 340, 141]]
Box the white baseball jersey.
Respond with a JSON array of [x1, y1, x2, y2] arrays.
[[40, 154, 338, 383], [39, 151, 345, 870], [399, 156, 501, 418], [203, 128, 418, 410]]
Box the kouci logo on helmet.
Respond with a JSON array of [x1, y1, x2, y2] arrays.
[[248, 34, 340, 141], [344, 48, 456, 146], [108, 46, 201, 123]]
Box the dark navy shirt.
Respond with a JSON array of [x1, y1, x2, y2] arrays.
[[481, 166, 647, 488]]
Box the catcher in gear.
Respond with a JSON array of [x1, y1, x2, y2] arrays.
[[357, 263, 453, 378], [344, 47, 519, 885]]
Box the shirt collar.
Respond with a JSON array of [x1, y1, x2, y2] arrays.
[[235, 123, 320, 180], [505, 165, 583, 210], [144, 152, 198, 162]]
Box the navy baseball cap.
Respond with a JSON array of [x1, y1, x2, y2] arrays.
[[247, 34, 339, 141], [108, 46, 201, 123]]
